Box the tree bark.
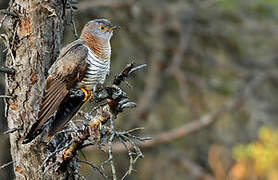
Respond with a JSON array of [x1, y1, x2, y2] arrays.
[[4, 0, 69, 179]]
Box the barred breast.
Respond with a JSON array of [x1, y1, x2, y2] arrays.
[[78, 47, 110, 90]]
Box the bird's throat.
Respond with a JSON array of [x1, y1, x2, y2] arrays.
[[80, 32, 111, 61]]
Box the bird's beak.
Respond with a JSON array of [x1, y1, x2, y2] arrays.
[[109, 25, 120, 31]]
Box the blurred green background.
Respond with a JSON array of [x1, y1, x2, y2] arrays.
[[1, 0, 278, 179]]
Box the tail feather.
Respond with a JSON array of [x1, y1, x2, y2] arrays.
[[47, 95, 84, 138], [22, 94, 84, 144], [22, 121, 44, 144]]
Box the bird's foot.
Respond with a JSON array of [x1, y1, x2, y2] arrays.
[[81, 88, 92, 101]]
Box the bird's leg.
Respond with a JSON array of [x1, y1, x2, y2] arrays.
[[81, 88, 93, 101]]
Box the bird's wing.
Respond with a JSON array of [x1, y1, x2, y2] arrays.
[[23, 40, 88, 144]]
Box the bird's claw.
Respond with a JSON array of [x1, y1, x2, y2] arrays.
[[81, 88, 92, 101]]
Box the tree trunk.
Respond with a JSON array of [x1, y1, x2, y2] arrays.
[[4, 0, 70, 179]]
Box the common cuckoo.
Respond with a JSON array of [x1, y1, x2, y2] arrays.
[[23, 19, 119, 144]]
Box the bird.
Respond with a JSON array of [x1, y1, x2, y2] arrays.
[[22, 19, 119, 144]]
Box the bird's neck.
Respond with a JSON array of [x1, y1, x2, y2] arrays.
[[80, 32, 111, 61]]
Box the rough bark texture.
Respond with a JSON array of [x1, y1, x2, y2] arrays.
[[5, 0, 67, 179]]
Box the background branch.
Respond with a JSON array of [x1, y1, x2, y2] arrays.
[[90, 100, 238, 153]]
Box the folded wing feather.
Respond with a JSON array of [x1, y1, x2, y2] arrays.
[[23, 40, 88, 144]]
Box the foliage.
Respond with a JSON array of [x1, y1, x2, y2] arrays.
[[232, 126, 278, 180]]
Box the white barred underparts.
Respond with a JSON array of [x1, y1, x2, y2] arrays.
[[78, 46, 110, 90]]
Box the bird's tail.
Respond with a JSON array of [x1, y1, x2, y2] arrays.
[[47, 95, 85, 139], [22, 94, 85, 144], [22, 120, 44, 144]]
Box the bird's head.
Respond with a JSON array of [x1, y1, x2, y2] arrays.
[[81, 19, 120, 41]]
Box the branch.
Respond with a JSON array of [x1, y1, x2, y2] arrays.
[[4, 124, 23, 134], [113, 63, 147, 86], [78, 160, 107, 178], [0, 66, 16, 75], [0, 95, 13, 99], [0, 9, 17, 30], [62, 64, 146, 160], [0, 161, 13, 171], [167, 25, 192, 102], [172, 156, 214, 180], [67, 0, 78, 39], [108, 117, 117, 180], [135, 15, 166, 120]]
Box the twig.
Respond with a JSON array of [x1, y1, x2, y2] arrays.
[[108, 116, 117, 180], [167, 24, 192, 103], [118, 127, 144, 135], [118, 134, 143, 180], [0, 14, 8, 29], [0, 95, 13, 99], [39, 162, 58, 180], [128, 64, 147, 75], [79, 149, 87, 161], [74, 172, 86, 180], [118, 136, 133, 180], [0, 161, 13, 171], [172, 155, 214, 180], [0, 10, 17, 17], [1, 22, 19, 66], [78, 160, 107, 179], [122, 135, 144, 162], [68, 1, 78, 39], [0, 66, 16, 75], [61, 105, 110, 162], [4, 124, 23, 134], [9, 22, 18, 65], [113, 63, 147, 86], [38, 139, 69, 173]]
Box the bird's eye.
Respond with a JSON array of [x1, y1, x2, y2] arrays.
[[99, 25, 106, 31]]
